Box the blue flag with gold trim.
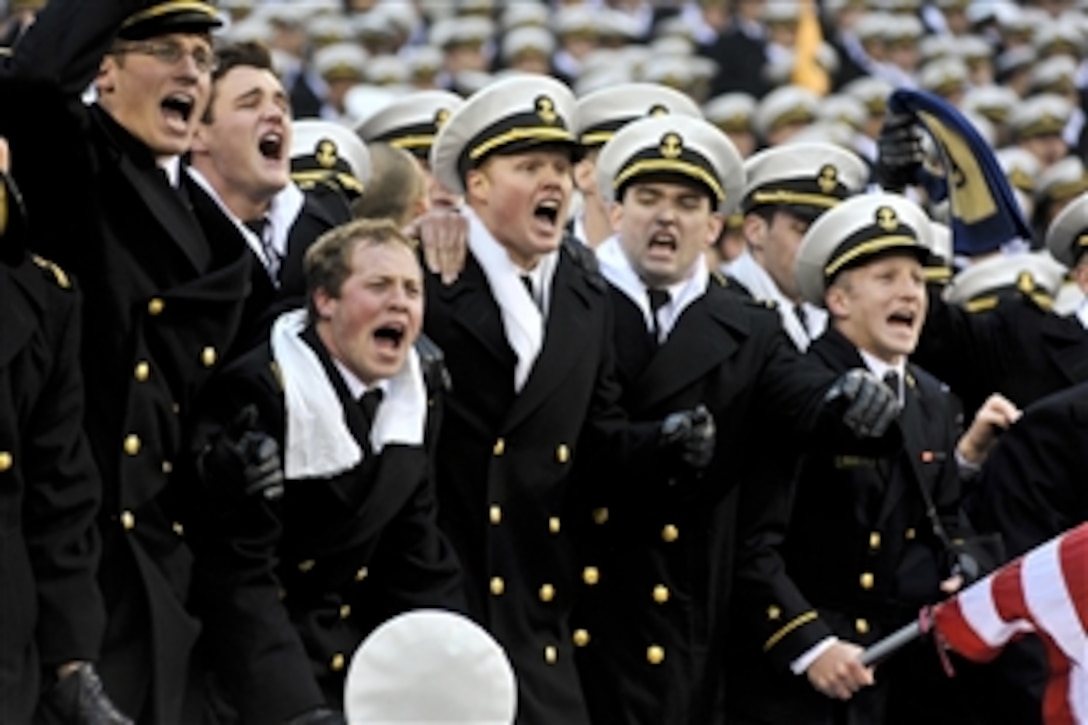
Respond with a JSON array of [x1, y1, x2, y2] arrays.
[[888, 89, 1032, 257]]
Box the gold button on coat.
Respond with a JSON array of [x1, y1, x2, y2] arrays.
[[767, 605, 781, 620], [856, 618, 870, 635], [355, 566, 369, 581], [583, 567, 599, 585], [0, 451, 11, 472], [556, 444, 570, 463], [492, 438, 505, 456], [490, 577, 505, 596], [647, 646, 665, 665], [330, 653, 345, 672], [652, 585, 669, 604], [162, 460, 173, 474], [489, 505, 502, 525], [172, 521, 184, 536], [544, 646, 557, 664], [134, 361, 150, 381], [661, 524, 679, 542], [340, 604, 351, 619], [298, 559, 316, 573], [572, 629, 590, 647], [548, 517, 561, 534], [123, 434, 141, 456], [147, 298, 164, 315], [592, 507, 609, 525], [539, 584, 555, 602], [905, 527, 916, 539], [869, 532, 881, 550], [860, 572, 874, 590], [121, 510, 135, 531], [201, 347, 217, 367]]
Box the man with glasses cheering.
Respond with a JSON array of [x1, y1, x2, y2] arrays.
[[0, 2, 253, 723]]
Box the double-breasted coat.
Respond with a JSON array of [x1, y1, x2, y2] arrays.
[[571, 276, 840, 725], [423, 239, 658, 724], [0, 2, 252, 719], [726, 327, 973, 725], [186, 329, 464, 724], [0, 254, 106, 723]]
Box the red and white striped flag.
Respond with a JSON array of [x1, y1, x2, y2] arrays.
[[932, 522, 1088, 724]]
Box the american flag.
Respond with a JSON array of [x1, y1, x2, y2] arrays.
[[932, 522, 1088, 724]]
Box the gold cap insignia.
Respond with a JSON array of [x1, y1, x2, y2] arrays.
[[660, 132, 683, 159], [875, 206, 898, 231], [434, 107, 451, 129], [316, 139, 339, 169], [817, 164, 838, 194], [536, 95, 557, 124], [648, 103, 668, 117]]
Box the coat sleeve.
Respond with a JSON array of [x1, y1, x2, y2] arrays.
[[23, 277, 106, 667], [973, 385, 1088, 558], [0, 0, 143, 95], [185, 363, 326, 724]]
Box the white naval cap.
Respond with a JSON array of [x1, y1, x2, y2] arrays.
[[742, 142, 869, 218], [355, 90, 464, 160], [919, 56, 969, 98], [575, 83, 703, 149], [290, 119, 371, 198], [344, 610, 516, 725], [501, 25, 556, 64], [962, 85, 1020, 126], [796, 192, 935, 307], [753, 85, 820, 141], [702, 92, 756, 133], [1036, 156, 1088, 207], [313, 42, 368, 82], [1046, 191, 1088, 267], [943, 251, 1067, 308], [430, 75, 577, 195], [594, 114, 745, 215], [1008, 93, 1072, 140], [841, 75, 893, 116]]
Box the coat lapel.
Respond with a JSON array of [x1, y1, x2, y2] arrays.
[[876, 372, 929, 526], [504, 249, 595, 431], [440, 255, 516, 367], [630, 284, 742, 411], [0, 260, 41, 368]]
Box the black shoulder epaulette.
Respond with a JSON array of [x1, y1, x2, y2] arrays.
[[31, 254, 71, 290], [562, 236, 606, 292]]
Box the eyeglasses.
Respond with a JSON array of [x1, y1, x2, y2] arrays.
[[112, 40, 218, 73]]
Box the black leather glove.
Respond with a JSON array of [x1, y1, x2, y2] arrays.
[[286, 707, 347, 725], [41, 662, 133, 724], [874, 113, 925, 192], [197, 404, 285, 500], [659, 404, 716, 470], [823, 369, 900, 438]]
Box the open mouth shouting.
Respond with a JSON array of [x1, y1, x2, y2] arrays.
[[646, 230, 678, 260], [258, 131, 285, 162], [372, 321, 408, 356], [886, 309, 918, 333], [161, 92, 196, 133], [532, 198, 562, 235]]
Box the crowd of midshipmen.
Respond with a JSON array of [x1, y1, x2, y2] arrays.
[[3, 0, 1088, 724]]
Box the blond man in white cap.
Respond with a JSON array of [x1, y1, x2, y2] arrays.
[[728, 192, 984, 725], [425, 74, 716, 725], [578, 115, 903, 725]]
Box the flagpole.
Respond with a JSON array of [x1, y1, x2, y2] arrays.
[[860, 620, 924, 667]]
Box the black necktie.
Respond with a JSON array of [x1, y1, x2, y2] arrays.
[[793, 303, 809, 337], [883, 370, 901, 402], [647, 288, 670, 345], [521, 274, 539, 310], [244, 216, 280, 282], [358, 387, 384, 432]]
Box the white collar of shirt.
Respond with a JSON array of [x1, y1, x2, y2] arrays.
[[572, 213, 590, 248], [725, 249, 827, 350], [270, 309, 426, 479], [332, 357, 391, 402], [1077, 297, 1088, 330], [158, 156, 181, 188], [859, 348, 906, 405], [596, 234, 708, 342], [186, 167, 305, 277], [464, 206, 556, 392]]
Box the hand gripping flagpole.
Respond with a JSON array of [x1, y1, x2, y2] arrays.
[[860, 607, 936, 668]]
